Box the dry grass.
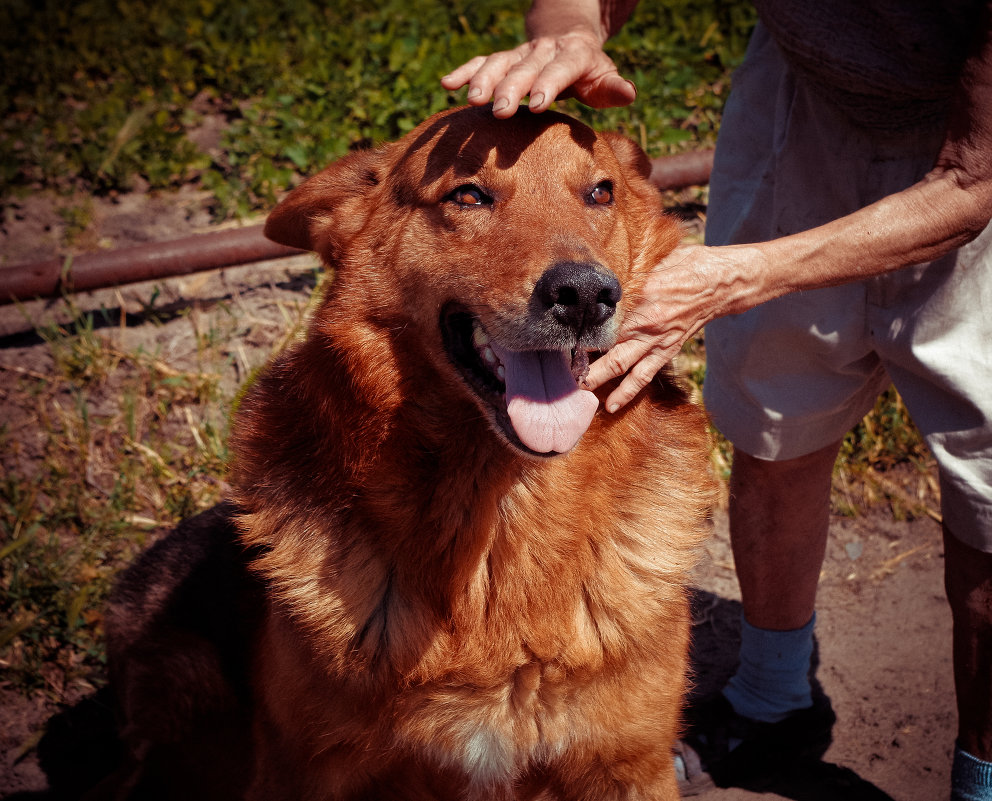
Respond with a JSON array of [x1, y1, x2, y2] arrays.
[[0, 260, 319, 699]]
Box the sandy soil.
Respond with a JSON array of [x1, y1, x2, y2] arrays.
[[690, 508, 952, 801], [0, 192, 956, 800]]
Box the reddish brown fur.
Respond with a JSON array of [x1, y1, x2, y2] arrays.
[[104, 106, 715, 801]]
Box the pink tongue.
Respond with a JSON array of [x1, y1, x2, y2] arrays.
[[490, 344, 599, 453]]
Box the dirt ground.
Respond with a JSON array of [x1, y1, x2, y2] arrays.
[[0, 192, 955, 800]]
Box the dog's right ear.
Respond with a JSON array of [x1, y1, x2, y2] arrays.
[[601, 132, 653, 182], [264, 147, 387, 259]]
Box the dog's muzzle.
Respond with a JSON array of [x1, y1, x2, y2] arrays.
[[440, 261, 623, 457]]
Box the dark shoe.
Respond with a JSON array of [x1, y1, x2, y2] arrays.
[[676, 692, 836, 794]]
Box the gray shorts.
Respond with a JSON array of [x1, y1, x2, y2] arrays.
[[702, 23, 992, 549]]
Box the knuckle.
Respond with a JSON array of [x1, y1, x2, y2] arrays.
[[614, 381, 640, 407], [604, 351, 628, 376]]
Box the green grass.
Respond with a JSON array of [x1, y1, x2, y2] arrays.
[[1, 0, 756, 218]]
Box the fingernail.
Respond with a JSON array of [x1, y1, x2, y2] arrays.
[[530, 92, 545, 109], [468, 87, 483, 99], [493, 97, 510, 113], [607, 402, 619, 414]]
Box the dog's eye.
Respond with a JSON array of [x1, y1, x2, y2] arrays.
[[589, 181, 613, 206], [445, 185, 492, 207]]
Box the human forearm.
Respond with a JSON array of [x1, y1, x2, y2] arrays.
[[587, 19, 992, 410], [731, 167, 992, 313], [586, 159, 992, 412], [732, 6, 992, 310]]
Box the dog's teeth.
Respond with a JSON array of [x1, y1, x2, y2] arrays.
[[483, 346, 497, 366], [472, 326, 490, 349], [496, 365, 505, 381]]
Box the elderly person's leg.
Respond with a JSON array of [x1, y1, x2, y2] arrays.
[[945, 525, 992, 799], [729, 442, 839, 632], [676, 443, 839, 793], [714, 442, 839, 726]]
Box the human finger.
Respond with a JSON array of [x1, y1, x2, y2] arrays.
[[487, 37, 584, 113], [464, 49, 533, 109], [585, 325, 687, 409], [504, 36, 631, 114], [440, 56, 489, 91], [584, 338, 641, 391], [487, 38, 586, 116], [530, 41, 634, 110], [574, 71, 637, 109], [442, 48, 533, 111], [603, 350, 673, 413]]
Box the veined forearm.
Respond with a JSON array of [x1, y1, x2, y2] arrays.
[[743, 167, 992, 307], [733, 3, 992, 311]]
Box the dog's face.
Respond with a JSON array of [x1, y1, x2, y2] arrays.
[[265, 106, 681, 458]]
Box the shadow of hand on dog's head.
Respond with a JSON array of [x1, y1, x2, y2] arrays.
[[403, 105, 597, 189]]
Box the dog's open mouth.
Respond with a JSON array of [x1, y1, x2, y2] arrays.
[[441, 307, 600, 456]]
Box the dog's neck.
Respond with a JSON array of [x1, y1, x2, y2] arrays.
[[229, 322, 535, 593]]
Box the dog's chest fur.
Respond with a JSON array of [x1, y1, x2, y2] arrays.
[[245, 413, 701, 794]]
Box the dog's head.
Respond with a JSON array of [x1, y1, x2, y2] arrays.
[[264, 106, 682, 458]]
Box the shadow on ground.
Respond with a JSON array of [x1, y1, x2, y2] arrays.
[[687, 589, 895, 801]]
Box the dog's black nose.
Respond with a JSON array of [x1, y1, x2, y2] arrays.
[[534, 261, 622, 333]]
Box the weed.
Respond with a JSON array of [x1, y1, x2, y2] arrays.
[[834, 387, 938, 520], [56, 200, 94, 248]]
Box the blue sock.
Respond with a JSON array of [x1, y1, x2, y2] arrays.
[[722, 613, 815, 723], [952, 744, 992, 801]]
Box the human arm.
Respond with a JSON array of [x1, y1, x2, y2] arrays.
[[587, 5, 992, 412], [440, 0, 639, 118]]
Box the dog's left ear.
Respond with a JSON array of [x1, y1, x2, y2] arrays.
[[264, 147, 388, 260], [601, 132, 653, 182]]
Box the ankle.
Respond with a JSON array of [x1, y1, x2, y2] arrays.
[[952, 744, 992, 801], [723, 613, 816, 723]]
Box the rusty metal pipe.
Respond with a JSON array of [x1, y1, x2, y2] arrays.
[[649, 148, 714, 192], [1, 226, 302, 305], [0, 150, 713, 305]]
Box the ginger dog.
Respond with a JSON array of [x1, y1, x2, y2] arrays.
[[103, 106, 714, 800]]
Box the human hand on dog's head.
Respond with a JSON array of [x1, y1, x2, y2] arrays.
[[441, 32, 635, 118], [442, 0, 638, 120]]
